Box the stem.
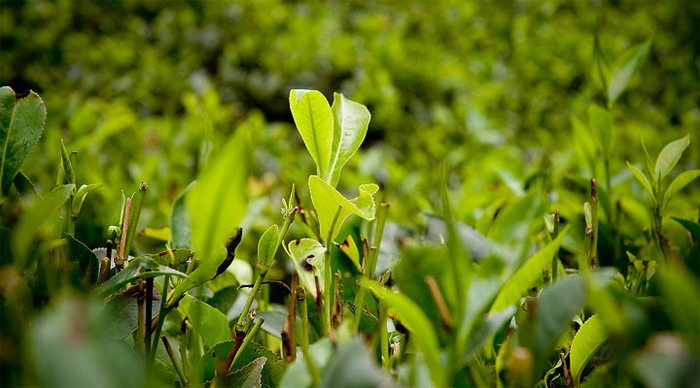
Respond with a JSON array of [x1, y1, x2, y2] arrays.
[[229, 318, 264, 374], [282, 273, 298, 363], [145, 277, 154, 355], [350, 284, 367, 333], [323, 206, 342, 335], [136, 280, 145, 352], [551, 210, 560, 282], [297, 287, 320, 386], [235, 207, 297, 330], [150, 275, 170, 360], [367, 203, 389, 279], [162, 335, 187, 387], [590, 179, 599, 269], [379, 303, 390, 372]]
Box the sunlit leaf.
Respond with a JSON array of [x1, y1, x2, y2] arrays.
[[308, 175, 377, 242], [655, 134, 690, 181], [337, 235, 361, 272], [290, 89, 333, 179], [627, 162, 655, 200], [327, 93, 371, 187], [257, 224, 280, 271]]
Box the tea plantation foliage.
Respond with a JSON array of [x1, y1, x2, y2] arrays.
[[1, 1, 699, 387]]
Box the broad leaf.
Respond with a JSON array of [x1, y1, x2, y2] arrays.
[[308, 175, 378, 242], [172, 126, 250, 303], [490, 226, 569, 312], [655, 134, 690, 181], [327, 93, 371, 187], [65, 234, 100, 288], [532, 275, 585, 372], [571, 314, 608, 384], [288, 238, 326, 299], [178, 294, 230, 347], [290, 89, 333, 179], [0, 87, 46, 198], [230, 357, 265, 388], [338, 235, 362, 272], [626, 162, 655, 200], [607, 39, 651, 107], [663, 169, 700, 210], [363, 279, 444, 387], [202, 341, 286, 386]]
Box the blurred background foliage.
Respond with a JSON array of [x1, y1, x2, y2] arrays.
[[2, 0, 698, 241], [1, 1, 700, 386]]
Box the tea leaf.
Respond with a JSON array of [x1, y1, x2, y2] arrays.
[[320, 339, 390, 388], [257, 224, 280, 271], [327, 93, 371, 187], [178, 294, 230, 347], [490, 226, 569, 312], [0, 87, 46, 199], [571, 314, 608, 384], [627, 162, 655, 200], [290, 89, 333, 179], [362, 278, 444, 387], [607, 39, 651, 107], [230, 357, 265, 388], [170, 183, 193, 249], [308, 175, 377, 242], [179, 125, 250, 298], [588, 104, 614, 157], [662, 169, 700, 210], [655, 134, 690, 181], [96, 257, 186, 297], [657, 267, 700, 352], [288, 238, 326, 299], [72, 183, 102, 217]]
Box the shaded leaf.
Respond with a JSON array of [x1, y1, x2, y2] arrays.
[[170, 182, 193, 249], [464, 306, 516, 361], [288, 238, 326, 299], [178, 294, 230, 347], [657, 267, 700, 352], [71, 183, 102, 217], [0, 87, 46, 198], [607, 39, 651, 106], [230, 357, 265, 388], [570, 314, 608, 384], [65, 233, 100, 288], [320, 339, 392, 388], [490, 226, 570, 312], [96, 257, 186, 297], [362, 279, 444, 387], [588, 104, 614, 157]]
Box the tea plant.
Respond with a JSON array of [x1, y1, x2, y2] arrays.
[[1, 33, 699, 386]]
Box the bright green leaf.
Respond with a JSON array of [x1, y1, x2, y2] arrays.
[[337, 235, 361, 272], [327, 93, 371, 187], [490, 226, 570, 312], [663, 169, 700, 210], [308, 175, 377, 242], [257, 224, 280, 271], [362, 278, 444, 387], [571, 314, 608, 384], [186, 125, 250, 276], [0, 87, 46, 199], [178, 294, 230, 347], [290, 89, 333, 179], [627, 161, 655, 200], [655, 134, 690, 181]]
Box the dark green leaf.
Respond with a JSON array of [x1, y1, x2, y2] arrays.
[[170, 182, 193, 249], [320, 339, 391, 388], [96, 257, 186, 297], [0, 87, 46, 198]]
